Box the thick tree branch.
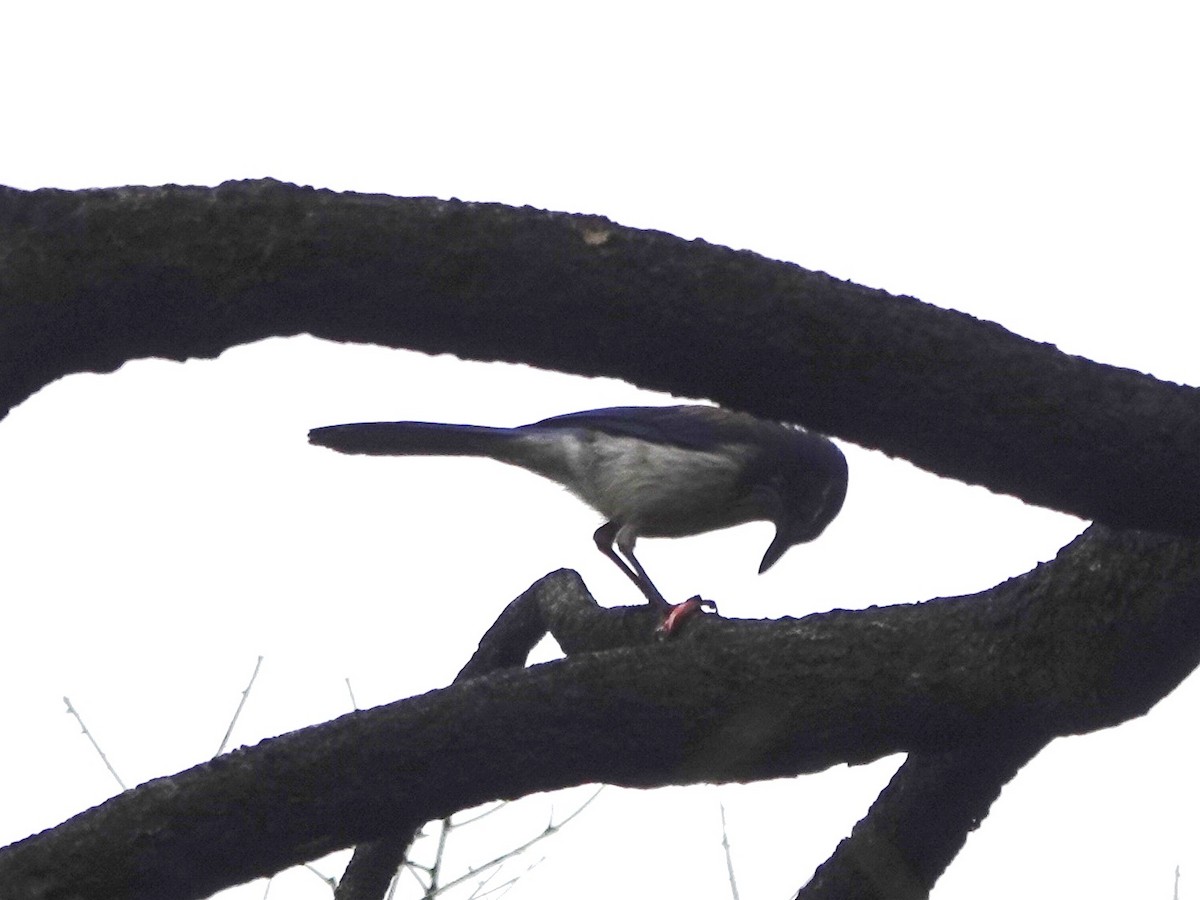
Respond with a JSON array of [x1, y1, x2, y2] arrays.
[[335, 563, 655, 899], [2, 180, 1199, 533], [799, 739, 1047, 899], [3, 526, 1200, 899]]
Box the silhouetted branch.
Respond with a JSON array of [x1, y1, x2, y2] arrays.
[[799, 738, 1046, 899], [336, 567, 633, 900], [4, 525, 1200, 899], [3, 181, 1200, 533]]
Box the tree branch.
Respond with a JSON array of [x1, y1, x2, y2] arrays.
[[334, 563, 640, 900], [4, 525, 1200, 899], [2, 181, 1199, 533], [799, 739, 1046, 899]]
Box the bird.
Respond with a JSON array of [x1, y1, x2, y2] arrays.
[[308, 405, 848, 633]]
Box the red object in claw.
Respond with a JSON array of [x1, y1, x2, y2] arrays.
[[657, 597, 708, 637]]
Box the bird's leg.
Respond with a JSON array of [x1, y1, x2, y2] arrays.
[[593, 522, 670, 607], [593, 522, 715, 636]]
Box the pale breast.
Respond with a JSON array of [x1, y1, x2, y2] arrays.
[[568, 435, 762, 536]]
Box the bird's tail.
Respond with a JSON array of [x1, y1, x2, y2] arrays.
[[308, 421, 519, 458]]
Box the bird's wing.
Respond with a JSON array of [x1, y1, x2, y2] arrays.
[[526, 405, 768, 451]]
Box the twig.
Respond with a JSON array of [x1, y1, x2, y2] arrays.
[[62, 696, 126, 790], [428, 818, 451, 897], [470, 877, 519, 900], [544, 785, 603, 831], [303, 862, 338, 890], [467, 859, 542, 900], [447, 801, 509, 829], [346, 677, 359, 711], [462, 859, 503, 900], [401, 860, 429, 893], [720, 802, 740, 900], [427, 787, 603, 897], [384, 869, 401, 900], [215, 655, 264, 757]]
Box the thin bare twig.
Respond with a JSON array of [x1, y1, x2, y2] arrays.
[[545, 786, 603, 831], [428, 818, 451, 897], [400, 860, 429, 893], [720, 802, 740, 900], [62, 696, 126, 791], [389, 826, 433, 899], [427, 788, 603, 897], [467, 859, 543, 900], [471, 876, 521, 900], [303, 862, 338, 890], [346, 677, 358, 711], [462, 859, 503, 900], [215, 655, 264, 757], [448, 801, 509, 829]]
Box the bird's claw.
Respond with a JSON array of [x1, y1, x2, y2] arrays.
[[656, 595, 718, 637]]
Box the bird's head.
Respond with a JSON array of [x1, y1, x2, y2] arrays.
[[754, 433, 848, 574]]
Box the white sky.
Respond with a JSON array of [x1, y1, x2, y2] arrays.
[[2, 4, 1198, 899]]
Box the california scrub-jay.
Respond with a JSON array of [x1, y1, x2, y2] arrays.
[[309, 405, 847, 632]]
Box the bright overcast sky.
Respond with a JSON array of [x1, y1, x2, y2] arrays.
[[2, 4, 1198, 899]]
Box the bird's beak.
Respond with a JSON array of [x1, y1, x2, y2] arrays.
[[758, 526, 790, 574]]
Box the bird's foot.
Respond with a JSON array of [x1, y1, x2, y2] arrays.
[[656, 595, 718, 637]]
